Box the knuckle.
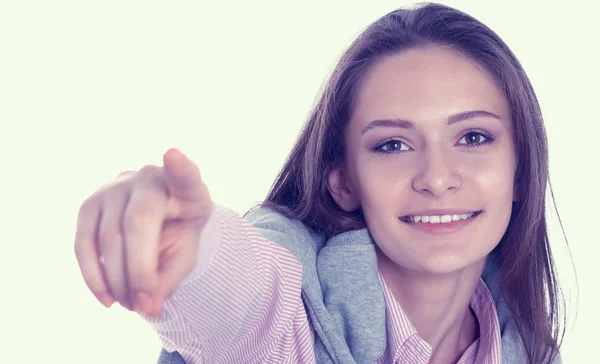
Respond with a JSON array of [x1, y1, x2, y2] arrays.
[[78, 196, 97, 219], [101, 184, 128, 206], [135, 166, 165, 190], [116, 170, 136, 180], [137, 165, 161, 180]]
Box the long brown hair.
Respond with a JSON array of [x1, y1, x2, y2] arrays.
[[263, 2, 566, 362]]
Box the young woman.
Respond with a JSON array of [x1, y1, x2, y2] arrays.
[[74, 3, 565, 363]]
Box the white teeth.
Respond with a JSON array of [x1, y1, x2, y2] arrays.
[[440, 215, 452, 223], [407, 212, 476, 224]]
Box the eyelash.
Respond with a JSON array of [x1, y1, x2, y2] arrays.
[[459, 129, 495, 148], [372, 129, 495, 154]]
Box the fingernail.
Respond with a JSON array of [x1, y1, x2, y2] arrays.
[[134, 292, 153, 314], [99, 295, 115, 308]]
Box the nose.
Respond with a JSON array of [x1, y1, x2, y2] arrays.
[[411, 148, 462, 197]]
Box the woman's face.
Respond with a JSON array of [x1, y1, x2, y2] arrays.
[[339, 46, 517, 274]]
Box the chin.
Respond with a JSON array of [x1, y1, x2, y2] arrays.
[[414, 253, 486, 276]]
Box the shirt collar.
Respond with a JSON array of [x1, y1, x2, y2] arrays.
[[377, 273, 502, 363]]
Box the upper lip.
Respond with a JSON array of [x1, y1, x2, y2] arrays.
[[401, 209, 480, 216]]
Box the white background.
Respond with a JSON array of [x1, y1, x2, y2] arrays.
[[1, 0, 597, 362]]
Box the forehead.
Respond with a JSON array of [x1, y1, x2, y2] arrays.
[[352, 46, 510, 125]]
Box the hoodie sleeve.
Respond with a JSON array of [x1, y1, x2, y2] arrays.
[[139, 205, 316, 364]]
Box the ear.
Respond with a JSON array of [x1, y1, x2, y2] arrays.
[[327, 167, 360, 212]]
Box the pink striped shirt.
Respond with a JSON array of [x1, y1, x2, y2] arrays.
[[141, 206, 502, 363], [374, 273, 502, 363]]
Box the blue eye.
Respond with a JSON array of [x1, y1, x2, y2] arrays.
[[374, 139, 410, 153], [458, 131, 493, 147]]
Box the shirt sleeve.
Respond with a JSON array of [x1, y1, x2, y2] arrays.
[[138, 205, 312, 363]]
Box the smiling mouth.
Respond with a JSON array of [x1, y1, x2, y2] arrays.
[[399, 211, 482, 224]]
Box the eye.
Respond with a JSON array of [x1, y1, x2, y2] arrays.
[[374, 139, 411, 153], [458, 131, 493, 147]]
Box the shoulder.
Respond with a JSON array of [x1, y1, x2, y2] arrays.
[[244, 205, 327, 260]]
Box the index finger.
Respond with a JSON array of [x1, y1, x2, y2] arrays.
[[163, 148, 205, 202]]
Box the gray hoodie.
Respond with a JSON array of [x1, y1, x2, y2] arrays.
[[156, 207, 561, 363]]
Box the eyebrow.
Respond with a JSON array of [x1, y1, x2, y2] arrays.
[[361, 110, 502, 135]]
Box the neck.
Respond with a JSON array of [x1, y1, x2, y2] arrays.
[[376, 248, 485, 362]]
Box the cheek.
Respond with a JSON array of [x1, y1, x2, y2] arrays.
[[351, 156, 412, 208], [469, 152, 516, 199], [467, 155, 516, 236]]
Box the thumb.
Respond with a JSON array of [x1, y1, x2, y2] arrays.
[[162, 148, 205, 201]]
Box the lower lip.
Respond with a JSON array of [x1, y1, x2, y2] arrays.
[[400, 212, 481, 234]]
